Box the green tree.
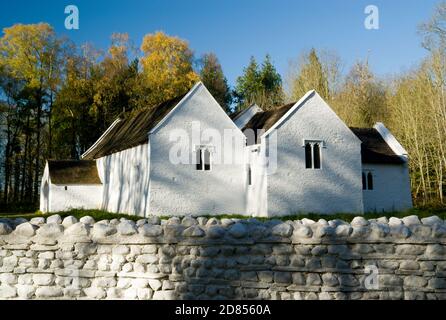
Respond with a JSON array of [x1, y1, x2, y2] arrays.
[[199, 53, 232, 113], [234, 55, 283, 110], [259, 54, 284, 108]]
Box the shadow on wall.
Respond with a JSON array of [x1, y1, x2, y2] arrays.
[[266, 140, 363, 215], [99, 139, 364, 218], [101, 145, 149, 216]]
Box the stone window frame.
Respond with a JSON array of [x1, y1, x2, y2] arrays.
[[303, 140, 325, 170], [194, 145, 214, 171]]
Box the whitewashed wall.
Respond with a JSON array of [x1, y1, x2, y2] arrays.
[[39, 164, 50, 212], [96, 143, 150, 217], [39, 162, 102, 212], [48, 184, 103, 212], [362, 163, 413, 213], [264, 92, 364, 216], [246, 144, 268, 217], [148, 83, 247, 216]]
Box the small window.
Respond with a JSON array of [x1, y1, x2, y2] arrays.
[[362, 171, 374, 190], [313, 143, 321, 169], [196, 149, 203, 170], [196, 147, 211, 171], [305, 143, 312, 168], [305, 141, 323, 169], [367, 172, 374, 190], [248, 166, 252, 186], [362, 173, 367, 190], [204, 149, 211, 171]]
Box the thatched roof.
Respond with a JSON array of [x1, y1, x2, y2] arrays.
[[240, 100, 405, 165], [48, 160, 102, 185], [243, 102, 295, 132], [230, 108, 246, 120], [82, 93, 187, 160], [350, 128, 405, 164], [242, 102, 296, 144]]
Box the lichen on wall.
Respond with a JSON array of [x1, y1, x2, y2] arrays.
[[0, 214, 445, 300]]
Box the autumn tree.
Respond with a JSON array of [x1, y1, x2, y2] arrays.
[[140, 31, 199, 106], [52, 52, 98, 159], [419, 1, 446, 51], [333, 60, 387, 128], [288, 48, 333, 101], [198, 53, 232, 113], [90, 33, 139, 132], [0, 23, 65, 203]]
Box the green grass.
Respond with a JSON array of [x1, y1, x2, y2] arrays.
[[0, 209, 143, 222], [0, 207, 445, 223]]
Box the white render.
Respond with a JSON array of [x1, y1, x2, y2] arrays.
[[253, 91, 364, 216], [362, 124, 412, 213], [362, 163, 412, 213], [39, 163, 103, 213], [147, 83, 247, 216], [96, 143, 150, 217], [40, 82, 413, 216]]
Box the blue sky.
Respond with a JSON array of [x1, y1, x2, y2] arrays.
[[0, 0, 440, 87]]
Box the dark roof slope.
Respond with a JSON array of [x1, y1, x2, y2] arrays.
[[350, 128, 405, 164], [83, 93, 187, 160], [230, 108, 246, 120], [242, 102, 295, 144], [48, 160, 102, 185], [243, 102, 295, 132]]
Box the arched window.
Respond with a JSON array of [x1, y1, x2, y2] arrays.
[[305, 141, 323, 169], [196, 147, 212, 171], [204, 149, 211, 171], [367, 172, 374, 190], [248, 166, 252, 186], [196, 148, 203, 170], [362, 172, 367, 190], [313, 143, 321, 169], [305, 143, 312, 169]]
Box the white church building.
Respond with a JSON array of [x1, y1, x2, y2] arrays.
[[40, 82, 413, 217]]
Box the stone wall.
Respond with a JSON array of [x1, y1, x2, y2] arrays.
[[0, 214, 446, 300]]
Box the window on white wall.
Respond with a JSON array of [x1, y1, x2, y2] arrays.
[[367, 172, 374, 190], [363, 171, 374, 190], [362, 173, 367, 190], [196, 146, 212, 171], [304, 141, 323, 169], [248, 166, 252, 186]]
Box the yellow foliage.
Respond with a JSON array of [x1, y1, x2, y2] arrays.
[[0, 23, 58, 89], [140, 31, 199, 105]]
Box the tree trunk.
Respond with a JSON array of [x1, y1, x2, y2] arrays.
[[33, 88, 42, 203]]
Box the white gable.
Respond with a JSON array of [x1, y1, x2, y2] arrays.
[[262, 90, 362, 145], [233, 104, 263, 129]]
